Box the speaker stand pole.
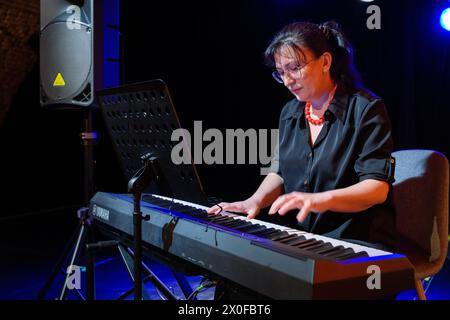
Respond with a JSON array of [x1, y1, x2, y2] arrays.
[[82, 109, 96, 206], [60, 109, 97, 299], [38, 109, 97, 300]]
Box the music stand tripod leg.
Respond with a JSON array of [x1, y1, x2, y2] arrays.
[[37, 222, 82, 299], [58, 219, 88, 300], [125, 246, 178, 300], [37, 207, 90, 300], [172, 270, 195, 300], [117, 245, 151, 300], [116, 245, 179, 300]]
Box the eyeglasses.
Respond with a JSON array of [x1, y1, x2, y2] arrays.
[[271, 58, 318, 84]]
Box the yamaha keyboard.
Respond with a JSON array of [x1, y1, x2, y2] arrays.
[[90, 192, 415, 299]]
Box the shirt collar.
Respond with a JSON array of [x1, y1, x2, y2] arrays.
[[327, 86, 349, 122], [280, 86, 349, 122]]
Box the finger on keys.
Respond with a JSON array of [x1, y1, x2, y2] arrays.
[[207, 203, 225, 215], [278, 198, 302, 216], [269, 194, 290, 214], [246, 208, 258, 220], [296, 201, 311, 222], [222, 203, 245, 213]]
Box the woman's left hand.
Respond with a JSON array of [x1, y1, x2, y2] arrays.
[[268, 191, 330, 222]]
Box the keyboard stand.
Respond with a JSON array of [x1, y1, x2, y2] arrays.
[[85, 240, 180, 300]]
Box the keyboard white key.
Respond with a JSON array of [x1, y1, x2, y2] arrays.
[[150, 194, 392, 257]]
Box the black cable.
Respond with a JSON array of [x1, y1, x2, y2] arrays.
[[187, 279, 216, 300]]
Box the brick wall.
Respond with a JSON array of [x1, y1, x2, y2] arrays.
[[0, 0, 39, 126]]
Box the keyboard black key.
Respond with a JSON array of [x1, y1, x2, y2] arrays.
[[220, 219, 247, 228], [327, 248, 355, 259], [261, 229, 284, 237], [274, 234, 300, 244], [246, 225, 270, 235], [235, 224, 262, 232], [303, 243, 328, 252], [253, 228, 277, 237], [286, 237, 309, 246], [238, 223, 262, 229], [281, 236, 309, 246], [228, 220, 252, 229], [284, 237, 312, 246], [308, 243, 333, 253], [233, 222, 255, 230], [205, 215, 232, 223], [315, 245, 345, 256], [187, 209, 208, 217], [173, 206, 201, 214], [278, 234, 307, 241], [211, 217, 236, 225], [296, 240, 323, 249], [252, 228, 277, 237], [336, 251, 370, 261], [266, 231, 289, 240]]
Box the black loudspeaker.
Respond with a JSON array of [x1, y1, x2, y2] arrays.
[[40, 0, 120, 107]]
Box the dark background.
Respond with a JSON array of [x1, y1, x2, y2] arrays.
[[0, 0, 449, 223]]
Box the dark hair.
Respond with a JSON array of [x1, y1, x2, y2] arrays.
[[264, 21, 362, 93]]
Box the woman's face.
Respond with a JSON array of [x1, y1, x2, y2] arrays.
[[274, 45, 329, 102]]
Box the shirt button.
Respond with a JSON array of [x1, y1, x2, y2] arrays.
[[303, 180, 309, 186], [307, 152, 313, 158]]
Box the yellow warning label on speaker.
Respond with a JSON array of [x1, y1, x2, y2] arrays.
[[53, 73, 66, 87]]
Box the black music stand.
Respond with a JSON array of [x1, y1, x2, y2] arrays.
[[97, 79, 207, 205], [93, 79, 208, 299]]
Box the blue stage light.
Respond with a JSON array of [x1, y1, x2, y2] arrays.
[[440, 8, 450, 31]]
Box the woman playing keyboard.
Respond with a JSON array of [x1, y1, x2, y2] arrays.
[[208, 21, 396, 253]]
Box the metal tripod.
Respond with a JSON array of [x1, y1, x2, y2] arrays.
[[37, 110, 96, 300]]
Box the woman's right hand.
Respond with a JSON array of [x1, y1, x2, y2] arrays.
[[207, 198, 261, 219]]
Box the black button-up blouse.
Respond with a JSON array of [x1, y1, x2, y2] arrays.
[[270, 88, 397, 250]]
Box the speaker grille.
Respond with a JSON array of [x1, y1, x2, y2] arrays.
[[40, 21, 93, 105]]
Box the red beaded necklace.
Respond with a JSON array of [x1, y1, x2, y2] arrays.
[[305, 85, 337, 126]]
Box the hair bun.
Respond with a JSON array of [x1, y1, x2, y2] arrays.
[[319, 21, 351, 54], [321, 21, 341, 31], [319, 24, 332, 40]]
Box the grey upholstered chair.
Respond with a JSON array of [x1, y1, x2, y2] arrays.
[[392, 149, 449, 300]]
